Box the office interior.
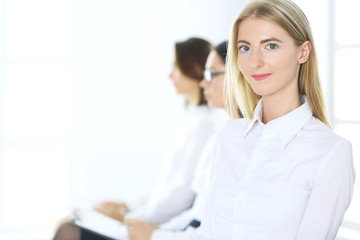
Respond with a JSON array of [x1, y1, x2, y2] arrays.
[[0, 0, 358, 239]]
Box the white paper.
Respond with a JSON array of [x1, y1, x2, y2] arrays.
[[71, 207, 128, 240]]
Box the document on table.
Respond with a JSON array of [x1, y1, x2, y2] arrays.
[[71, 207, 128, 240]]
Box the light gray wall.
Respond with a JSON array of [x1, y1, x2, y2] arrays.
[[70, 0, 247, 204], [70, 0, 332, 206]]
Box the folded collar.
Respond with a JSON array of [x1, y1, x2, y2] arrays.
[[243, 95, 313, 148]]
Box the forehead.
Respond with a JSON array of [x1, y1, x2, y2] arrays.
[[237, 16, 293, 42], [206, 50, 224, 67]]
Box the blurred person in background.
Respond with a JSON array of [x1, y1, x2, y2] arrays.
[[126, 41, 234, 240], [53, 37, 227, 240]]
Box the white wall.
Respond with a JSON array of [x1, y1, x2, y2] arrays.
[[70, 0, 247, 205], [2, 0, 349, 236]]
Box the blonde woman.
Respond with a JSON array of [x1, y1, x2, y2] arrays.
[[198, 0, 355, 239]]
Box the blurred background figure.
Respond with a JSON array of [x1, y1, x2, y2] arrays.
[[126, 40, 233, 240], [0, 0, 359, 239], [53, 37, 228, 240]]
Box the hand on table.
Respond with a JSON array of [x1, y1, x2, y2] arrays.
[[93, 201, 128, 222]]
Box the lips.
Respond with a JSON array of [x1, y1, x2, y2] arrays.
[[251, 73, 272, 81]]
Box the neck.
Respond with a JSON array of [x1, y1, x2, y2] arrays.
[[262, 93, 301, 124], [186, 87, 201, 106]]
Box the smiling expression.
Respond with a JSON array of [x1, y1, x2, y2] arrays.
[[237, 16, 305, 101]]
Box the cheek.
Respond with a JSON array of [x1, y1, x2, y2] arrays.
[[216, 81, 225, 98], [172, 72, 181, 82], [211, 81, 224, 104], [237, 57, 250, 79], [269, 52, 299, 76], [237, 57, 244, 72]]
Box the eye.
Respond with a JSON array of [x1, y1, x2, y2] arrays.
[[239, 45, 250, 52], [266, 43, 278, 50]]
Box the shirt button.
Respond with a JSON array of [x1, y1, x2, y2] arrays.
[[236, 194, 243, 201]]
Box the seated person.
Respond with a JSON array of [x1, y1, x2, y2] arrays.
[[126, 41, 233, 240], [53, 38, 226, 240]]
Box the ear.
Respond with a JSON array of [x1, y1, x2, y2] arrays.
[[298, 40, 312, 64], [194, 64, 203, 79]]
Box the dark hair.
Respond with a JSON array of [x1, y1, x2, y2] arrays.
[[214, 41, 228, 65], [175, 37, 212, 105]]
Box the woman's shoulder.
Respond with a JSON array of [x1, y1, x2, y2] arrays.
[[218, 118, 249, 137], [225, 117, 249, 127], [190, 106, 228, 124], [304, 116, 352, 149]]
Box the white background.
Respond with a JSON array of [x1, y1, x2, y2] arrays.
[[0, 0, 359, 239]]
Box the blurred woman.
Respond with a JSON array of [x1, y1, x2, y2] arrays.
[[54, 37, 226, 240], [126, 41, 232, 240], [198, 1, 355, 239]]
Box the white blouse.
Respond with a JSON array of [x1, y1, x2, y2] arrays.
[[151, 110, 229, 240], [126, 105, 226, 225], [198, 97, 356, 240]]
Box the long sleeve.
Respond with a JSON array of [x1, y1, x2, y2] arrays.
[[158, 135, 219, 231], [296, 139, 355, 239], [126, 192, 151, 211], [157, 202, 202, 231], [192, 99, 356, 239], [127, 107, 219, 225], [196, 197, 215, 240], [196, 130, 223, 240]]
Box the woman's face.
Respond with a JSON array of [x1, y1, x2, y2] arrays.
[[200, 51, 225, 108], [236, 16, 308, 100], [169, 63, 199, 96]]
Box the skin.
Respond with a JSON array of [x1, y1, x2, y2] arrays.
[[126, 218, 158, 240], [169, 63, 202, 105], [199, 50, 226, 108], [93, 201, 128, 222], [237, 16, 311, 123]]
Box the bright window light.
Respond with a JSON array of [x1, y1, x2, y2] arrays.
[[5, 0, 72, 60], [334, 48, 360, 121], [2, 145, 71, 228], [4, 63, 72, 143], [335, 0, 360, 45]]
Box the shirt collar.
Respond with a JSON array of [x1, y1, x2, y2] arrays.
[[243, 95, 313, 148], [243, 98, 263, 137]]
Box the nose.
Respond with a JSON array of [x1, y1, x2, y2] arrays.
[[199, 78, 209, 89], [168, 69, 173, 79], [249, 49, 264, 68]]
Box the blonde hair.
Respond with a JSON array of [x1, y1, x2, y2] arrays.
[[225, 0, 330, 127]]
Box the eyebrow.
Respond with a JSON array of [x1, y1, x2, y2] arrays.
[[237, 40, 250, 45], [260, 38, 283, 44], [237, 38, 283, 45]]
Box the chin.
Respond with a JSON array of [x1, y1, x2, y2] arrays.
[[249, 86, 270, 97]]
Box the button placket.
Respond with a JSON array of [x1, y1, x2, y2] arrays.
[[262, 123, 277, 140]]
